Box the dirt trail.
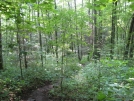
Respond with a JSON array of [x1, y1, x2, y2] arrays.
[[20, 84, 53, 101]]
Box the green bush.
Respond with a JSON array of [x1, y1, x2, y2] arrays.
[[50, 59, 134, 101]]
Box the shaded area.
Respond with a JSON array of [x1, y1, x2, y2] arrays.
[[20, 83, 53, 101]]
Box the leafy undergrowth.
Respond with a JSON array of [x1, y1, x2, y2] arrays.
[[0, 56, 134, 101], [0, 54, 81, 101], [0, 66, 57, 101], [49, 59, 134, 101]]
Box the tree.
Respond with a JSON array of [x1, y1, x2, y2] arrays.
[[110, 0, 117, 59], [54, 0, 59, 63], [93, 0, 100, 60], [124, 13, 134, 59], [37, 0, 44, 67], [0, 16, 3, 70], [16, 4, 23, 78]]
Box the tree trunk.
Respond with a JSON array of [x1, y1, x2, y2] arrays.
[[23, 37, 28, 69], [110, 1, 117, 59], [0, 17, 3, 70], [124, 14, 134, 59], [93, 0, 100, 60], [54, 0, 59, 64], [16, 5, 23, 78], [74, 0, 82, 61], [37, 0, 44, 67]]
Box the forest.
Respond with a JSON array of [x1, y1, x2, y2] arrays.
[[0, 0, 134, 101]]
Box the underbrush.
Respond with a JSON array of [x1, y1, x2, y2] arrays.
[[49, 59, 134, 101], [0, 54, 80, 101], [0, 66, 57, 101], [0, 55, 134, 101]]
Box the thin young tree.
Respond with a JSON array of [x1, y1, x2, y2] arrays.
[[93, 0, 100, 60], [54, 0, 59, 63], [68, 1, 74, 52], [124, 13, 134, 59], [0, 16, 3, 70], [37, 0, 44, 67], [22, 3, 28, 69], [16, 5, 23, 78], [74, 0, 82, 61], [110, 0, 117, 59]]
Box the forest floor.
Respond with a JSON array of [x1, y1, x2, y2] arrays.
[[20, 82, 54, 101]]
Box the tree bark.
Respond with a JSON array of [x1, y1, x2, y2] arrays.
[[124, 14, 134, 59], [93, 0, 100, 60], [0, 16, 3, 70], [74, 0, 82, 61], [37, 0, 44, 67], [54, 0, 59, 63], [16, 7, 23, 78], [110, 1, 117, 59]]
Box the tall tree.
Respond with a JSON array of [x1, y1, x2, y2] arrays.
[[54, 0, 59, 63], [110, 0, 117, 59], [0, 16, 3, 70], [74, 0, 82, 61], [16, 5, 23, 78], [124, 13, 134, 59], [37, 0, 44, 67], [93, 0, 100, 60]]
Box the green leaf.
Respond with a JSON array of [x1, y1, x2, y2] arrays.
[[24, 0, 31, 3], [127, 0, 134, 2], [30, 0, 36, 3], [129, 2, 134, 10], [97, 91, 106, 101]]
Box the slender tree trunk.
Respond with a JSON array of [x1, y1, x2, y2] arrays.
[[80, 0, 84, 61], [129, 34, 134, 58], [124, 14, 134, 59], [22, 6, 28, 69], [87, 0, 92, 61], [68, 2, 74, 52], [74, 0, 82, 61], [93, 0, 100, 60], [110, 1, 117, 59], [16, 7, 23, 78], [37, 0, 43, 67], [97, 10, 103, 90], [116, 3, 119, 59], [46, 11, 53, 54], [5, 19, 8, 67], [23, 37, 28, 69], [60, 30, 64, 94], [98, 10, 102, 57], [129, 15, 134, 58], [41, 10, 47, 64], [54, 0, 59, 63], [0, 16, 3, 70]]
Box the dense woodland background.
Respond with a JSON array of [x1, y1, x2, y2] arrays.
[[0, 0, 134, 101]]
